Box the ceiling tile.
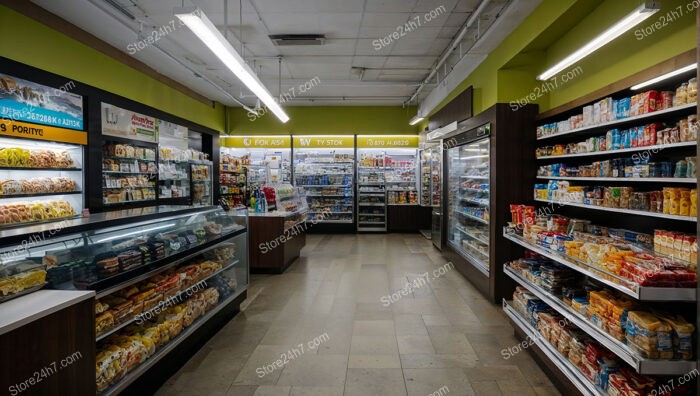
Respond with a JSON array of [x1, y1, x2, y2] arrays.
[[366, 0, 418, 12]]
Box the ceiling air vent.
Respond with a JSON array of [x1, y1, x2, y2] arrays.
[[269, 34, 326, 46]]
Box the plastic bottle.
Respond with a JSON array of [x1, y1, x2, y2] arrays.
[[260, 190, 267, 212], [250, 188, 256, 209]]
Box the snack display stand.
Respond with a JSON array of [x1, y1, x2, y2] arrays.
[[0, 206, 248, 395], [248, 184, 308, 274], [502, 62, 699, 394]]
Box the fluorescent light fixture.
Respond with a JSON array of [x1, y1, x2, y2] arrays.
[[631, 64, 697, 90], [409, 115, 424, 126], [537, 2, 659, 81], [175, 7, 290, 123]]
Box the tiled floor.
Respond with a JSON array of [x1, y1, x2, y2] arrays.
[[156, 234, 560, 396]]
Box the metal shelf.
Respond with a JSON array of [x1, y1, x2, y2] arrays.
[[459, 196, 489, 206], [358, 203, 384, 206], [455, 211, 489, 225], [460, 175, 488, 180], [0, 191, 82, 199], [313, 219, 353, 223], [455, 226, 488, 245], [537, 103, 698, 141], [502, 228, 696, 301], [534, 198, 697, 222], [502, 300, 606, 396], [448, 241, 489, 276], [504, 265, 696, 375], [536, 141, 696, 160], [0, 167, 82, 171], [296, 173, 351, 176], [536, 176, 696, 183], [310, 211, 353, 214], [298, 184, 352, 187]]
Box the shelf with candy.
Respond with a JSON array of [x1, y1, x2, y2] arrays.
[[534, 180, 697, 222], [103, 157, 157, 175], [537, 155, 696, 182], [95, 244, 237, 340], [0, 147, 77, 169], [103, 143, 156, 161], [387, 191, 417, 205], [504, 294, 694, 396], [456, 208, 489, 224], [537, 77, 698, 140], [504, 209, 696, 300], [158, 147, 210, 163], [505, 259, 696, 374], [96, 276, 240, 395], [295, 174, 353, 186], [537, 119, 697, 162]]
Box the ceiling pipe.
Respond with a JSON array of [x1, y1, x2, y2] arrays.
[[406, 0, 491, 106]]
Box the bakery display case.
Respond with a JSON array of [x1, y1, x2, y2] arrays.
[[446, 133, 490, 276], [0, 136, 83, 227], [191, 161, 213, 206], [102, 141, 157, 206], [294, 149, 354, 224]]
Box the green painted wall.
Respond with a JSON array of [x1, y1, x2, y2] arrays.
[[0, 5, 225, 132], [433, 0, 697, 118], [227, 106, 420, 135]]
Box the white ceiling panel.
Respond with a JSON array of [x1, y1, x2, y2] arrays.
[[29, 0, 529, 107]]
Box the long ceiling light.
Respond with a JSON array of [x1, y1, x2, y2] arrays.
[[537, 2, 660, 81], [409, 115, 424, 126], [175, 7, 290, 123], [631, 63, 697, 90]]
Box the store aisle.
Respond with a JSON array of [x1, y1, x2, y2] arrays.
[[156, 234, 559, 396]]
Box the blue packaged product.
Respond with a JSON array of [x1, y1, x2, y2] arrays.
[[611, 129, 621, 150], [621, 129, 630, 148]]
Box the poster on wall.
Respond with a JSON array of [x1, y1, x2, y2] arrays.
[[0, 73, 83, 130], [101, 102, 158, 143]]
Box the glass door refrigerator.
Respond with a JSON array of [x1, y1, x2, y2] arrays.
[[429, 144, 443, 249], [445, 124, 490, 276], [357, 149, 386, 232]]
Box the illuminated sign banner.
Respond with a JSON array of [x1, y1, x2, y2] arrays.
[[101, 102, 157, 143], [222, 136, 291, 149], [357, 135, 419, 148], [293, 136, 354, 148], [0, 120, 87, 145]]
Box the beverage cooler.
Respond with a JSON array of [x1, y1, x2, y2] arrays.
[[420, 143, 443, 246], [445, 126, 490, 276]]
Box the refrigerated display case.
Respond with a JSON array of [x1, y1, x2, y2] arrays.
[[357, 149, 386, 232], [419, 148, 432, 206], [0, 136, 84, 229], [446, 126, 490, 276], [429, 144, 443, 248], [191, 161, 213, 205], [293, 145, 354, 224], [385, 149, 418, 206]]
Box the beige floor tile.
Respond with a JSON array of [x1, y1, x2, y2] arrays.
[[276, 354, 347, 387], [464, 365, 528, 384], [397, 335, 436, 354], [403, 368, 474, 396], [422, 314, 451, 326], [400, 354, 478, 369], [348, 354, 401, 368], [350, 335, 399, 355], [532, 385, 561, 395], [469, 381, 503, 396], [233, 345, 295, 385], [426, 326, 477, 355], [171, 373, 233, 396], [253, 385, 292, 396], [344, 368, 407, 396], [352, 320, 396, 336], [225, 385, 259, 396], [497, 380, 536, 395], [289, 386, 344, 396]]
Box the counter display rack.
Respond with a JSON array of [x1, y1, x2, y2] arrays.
[[0, 135, 84, 229], [294, 150, 354, 224], [220, 146, 292, 184], [503, 66, 699, 394], [102, 140, 157, 207]]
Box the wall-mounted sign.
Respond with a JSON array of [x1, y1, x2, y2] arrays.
[[0, 119, 87, 145], [0, 73, 83, 130], [101, 102, 157, 143], [357, 135, 419, 148], [293, 135, 354, 148], [221, 136, 291, 149]]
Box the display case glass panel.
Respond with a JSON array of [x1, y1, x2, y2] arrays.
[[447, 137, 490, 275], [430, 145, 442, 207], [385, 148, 418, 205], [0, 136, 83, 227], [420, 148, 431, 206], [294, 148, 354, 223], [191, 162, 213, 206]]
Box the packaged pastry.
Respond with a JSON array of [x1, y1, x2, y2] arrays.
[[96, 311, 115, 335], [625, 311, 673, 359], [679, 188, 690, 216], [687, 77, 697, 103], [0, 180, 22, 195], [675, 82, 688, 106], [658, 314, 695, 360]]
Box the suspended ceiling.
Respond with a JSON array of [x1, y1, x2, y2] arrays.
[[31, 0, 539, 109]]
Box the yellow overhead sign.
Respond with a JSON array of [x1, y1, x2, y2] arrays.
[[221, 136, 291, 148], [357, 135, 419, 148], [0, 120, 87, 145], [293, 135, 354, 148]]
